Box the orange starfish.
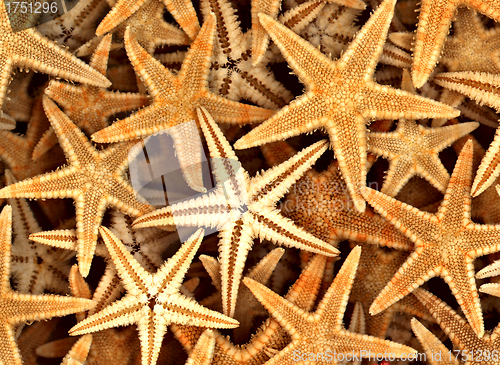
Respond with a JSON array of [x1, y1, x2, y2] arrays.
[[234, 0, 459, 212]]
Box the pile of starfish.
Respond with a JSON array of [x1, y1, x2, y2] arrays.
[[1, 0, 500, 363]]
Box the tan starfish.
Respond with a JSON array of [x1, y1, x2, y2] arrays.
[[133, 106, 338, 317], [0, 97, 153, 277], [70, 227, 239, 365], [411, 0, 500, 88], [244, 246, 418, 364], [0, 205, 94, 365], [413, 288, 500, 365], [0, 0, 110, 109], [234, 0, 459, 212], [362, 140, 500, 337], [92, 16, 273, 192]]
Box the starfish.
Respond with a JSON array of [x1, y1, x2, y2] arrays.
[[362, 140, 500, 338], [0, 205, 94, 365], [133, 106, 338, 317], [234, 0, 459, 212], [0, 97, 153, 277], [70, 227, 239, 365], [412, 288, 500, 365], [184, 330, 215, 365], [91, 16, 273, 192], [243, 246, 418, 364], [411, 0, 500, 88], [44, 34, 149, 136], [0, 0, 111, 109]]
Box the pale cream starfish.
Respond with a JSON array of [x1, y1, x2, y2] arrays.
[[362, 140, 500, 337], [70, 227, 239, 365], [243, 246, 418, 364], [0, 97, 153, 277], [234, 0, 459, 212], [0, 205, 94, 365], [133, 106, 338, 317]]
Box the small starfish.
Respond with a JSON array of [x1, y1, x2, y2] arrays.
[[234, 0, 459, 212], [362, 140, 500, 338], [44, 34, 149, 136], [70, 227, 239, 365], [413, 288, 500, 365], [133, 106, 338, 317], [243, 246, 418, 364], [411, 0, 500, 88], [0, 0, 110, 109], [92, 16, 273, 192], [0, 97, 153, 277], [0, 205, 94, 365]]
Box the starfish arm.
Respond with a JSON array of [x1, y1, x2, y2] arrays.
[[414, 154, 451, 194], [12, 29, 110, 88], [337, 0, 396, 79], [413, 288, 481, 350], [442, 259, 484, 337], [472, 128, 500, 197], [89, 34, 112, 75], [0, 55, 14, 109], [362, 85, 460, 121], [369, 250, 440, 316], [0, 323, 23, 365], [168, 120, 206, 192], [155, 228, 204, 294], [61, 334, 92, 365], [367, 132, 408, 159], [99, 226, 155, 295], [250, 140, 328, 206], [479, 283, 500, 298], [162, 0, 201, 39], [361, 187, 440, 245], [434, 71, 500, 113], [70, 297, 146, 335], [199, 93, 275, 124], [250, 0, 280, 66], [185, 329, 215, 365], [74, 189, 108, 277], [0, 167, 84, 200], [29, 229, 77, 250], [43, 97, 99, 168], [411, 318, 459, 365], [463, 226, 500, 255], [177, 14, 215, 94], [92, 104, 177, 143], [316, 246, 360, 328], [252, 208, 339, 256], [424, 122, 479, 151], [243, 277, 312, 336], [411, 0, 456, 88], [233, 93, 328, 149], [107, 179, 152, 216], [136, 310, 168, 365], [380, 157, 416, 197], [96, 0, 148, 35], [0, 206, 12, 294], [257, 13, 336, 87], [340, 331, 417, 359]]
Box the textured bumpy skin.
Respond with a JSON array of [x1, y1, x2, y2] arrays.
[[234, 0, 460, 212], [0, 97, 153, 277], [363, 141, 500, 338]]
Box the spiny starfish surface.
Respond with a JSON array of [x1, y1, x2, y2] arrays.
[[92, 16, 273, 192], [0, 205, 94, 365], [244, 246, 418, 364], [0, 97, 153, 277], [133, 106, 338, 317], [363, 140, 500, 338], [70, 227, 239, 365], [234, 0, 459, 212]]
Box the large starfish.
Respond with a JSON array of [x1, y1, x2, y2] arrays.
[[234, 0, 459, 212], [0, 205, 94, 365], [0, 97, 153, 277], [91, 16, 273, 192], [362, 140, 500, 338], [412, 288, 500, 365], [411, 0, 500, 88], [133, 106, 338, 317], [243, 247, 418, 364], [70, 227, 239, 365], [0, 0, 110, 109]]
